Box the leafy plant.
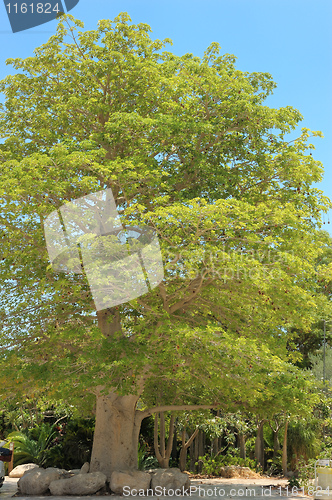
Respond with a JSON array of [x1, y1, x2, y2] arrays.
[[287, 419, 321, 469], [297, 456, 320, 493], [288, 476, 301, 488], [45, 418, 94, 469], [138, 442, 158, 470], [197, 453, 258, 476], [266, 450, 283, 476], [6, 423, 56, 466]]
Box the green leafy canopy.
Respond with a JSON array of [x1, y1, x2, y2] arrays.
[[0, 13, 331, 414]]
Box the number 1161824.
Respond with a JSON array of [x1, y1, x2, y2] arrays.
[[277, 486, 332, 497], [5, 2, 61, 14]]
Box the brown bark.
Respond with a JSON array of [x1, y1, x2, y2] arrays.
[[282, 420, 288, 476], [89, 391, 142, 479], [255, 420, 265, 468], [212, 437, 219, 455], [171, 427, 178, 461], [90, 309, 146, 479], [194, 431, 199, 472], [154, 412, 175, 468], [238, 433, 246, 460], [269, 417, 281, 458], [197, 430, 205, 473], [179, 428, 199, 472], [96, 308, 122, 338], [273, 430, 280, 457], [189, 440, 195, 471]]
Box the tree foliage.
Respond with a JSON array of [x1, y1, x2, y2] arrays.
[[0, 12, 331, 430]]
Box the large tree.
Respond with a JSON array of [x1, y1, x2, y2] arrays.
[[0, 13, 331, 478]]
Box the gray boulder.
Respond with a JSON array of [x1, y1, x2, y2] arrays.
[[80, 462, 90, 474], [9, 463, 39, 478], [150, 468, 190, 493], [18, 467, 66, 495], [49, 471, 107, 496], [110, 470, 151, 495]]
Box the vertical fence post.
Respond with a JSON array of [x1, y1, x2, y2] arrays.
[[8, 443, 14, 475]]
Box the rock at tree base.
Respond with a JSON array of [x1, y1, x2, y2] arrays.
[[80, 462, 90, 474], [219, 466, 260, 478], [49, 472, 107, 495], [9, 463, 39, 478], [150, 468, 190, 492], [17, 466, 190, 496], [110, 470, 151, 495], [18, 467, 66, 495]]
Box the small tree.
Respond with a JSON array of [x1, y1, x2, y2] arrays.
[[154, 412, 175, 468]]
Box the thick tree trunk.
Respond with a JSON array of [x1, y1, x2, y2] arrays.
[[89, 391, 141, 479], [282, 420, 288, 476], [89, 310, 143, 479], [255, 420, 265, 469], [238, 433, 246, 460]]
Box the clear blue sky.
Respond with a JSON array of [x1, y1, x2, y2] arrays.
[[1, 0, 331, 233]]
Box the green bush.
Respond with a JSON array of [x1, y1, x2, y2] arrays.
[[138, 442, 159, 470], [6, 417, 95, 469], [6, 423, 56, 467], [196, 454, 258, 476], [46, 418, 94, 469], [296, 457, 318, 492], [266, 451, 283, 476], [288, 476, 301, 489]]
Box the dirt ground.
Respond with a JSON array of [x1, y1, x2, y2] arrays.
[[190, 476, 290, 486]]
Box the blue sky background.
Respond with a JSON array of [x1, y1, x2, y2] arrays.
[[1, 0, 331, 234]]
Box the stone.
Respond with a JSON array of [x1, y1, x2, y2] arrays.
[[67, 469, 81, 475], [49, 471, 107, 496], [80, 462, 90, 474], [9, 463, 39, 478], [18, 467, 66, 495], [150, 468, 190, 493], [110, 470, 151, 495]]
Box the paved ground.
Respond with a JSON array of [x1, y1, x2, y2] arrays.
[[0, 476, 320, 500]]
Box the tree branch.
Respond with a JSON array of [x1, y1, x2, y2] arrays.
[[138, 403, 220, 421]]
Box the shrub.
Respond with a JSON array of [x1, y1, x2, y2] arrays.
[[6, 423, 56, 467], [196, 453, 258, 476]]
